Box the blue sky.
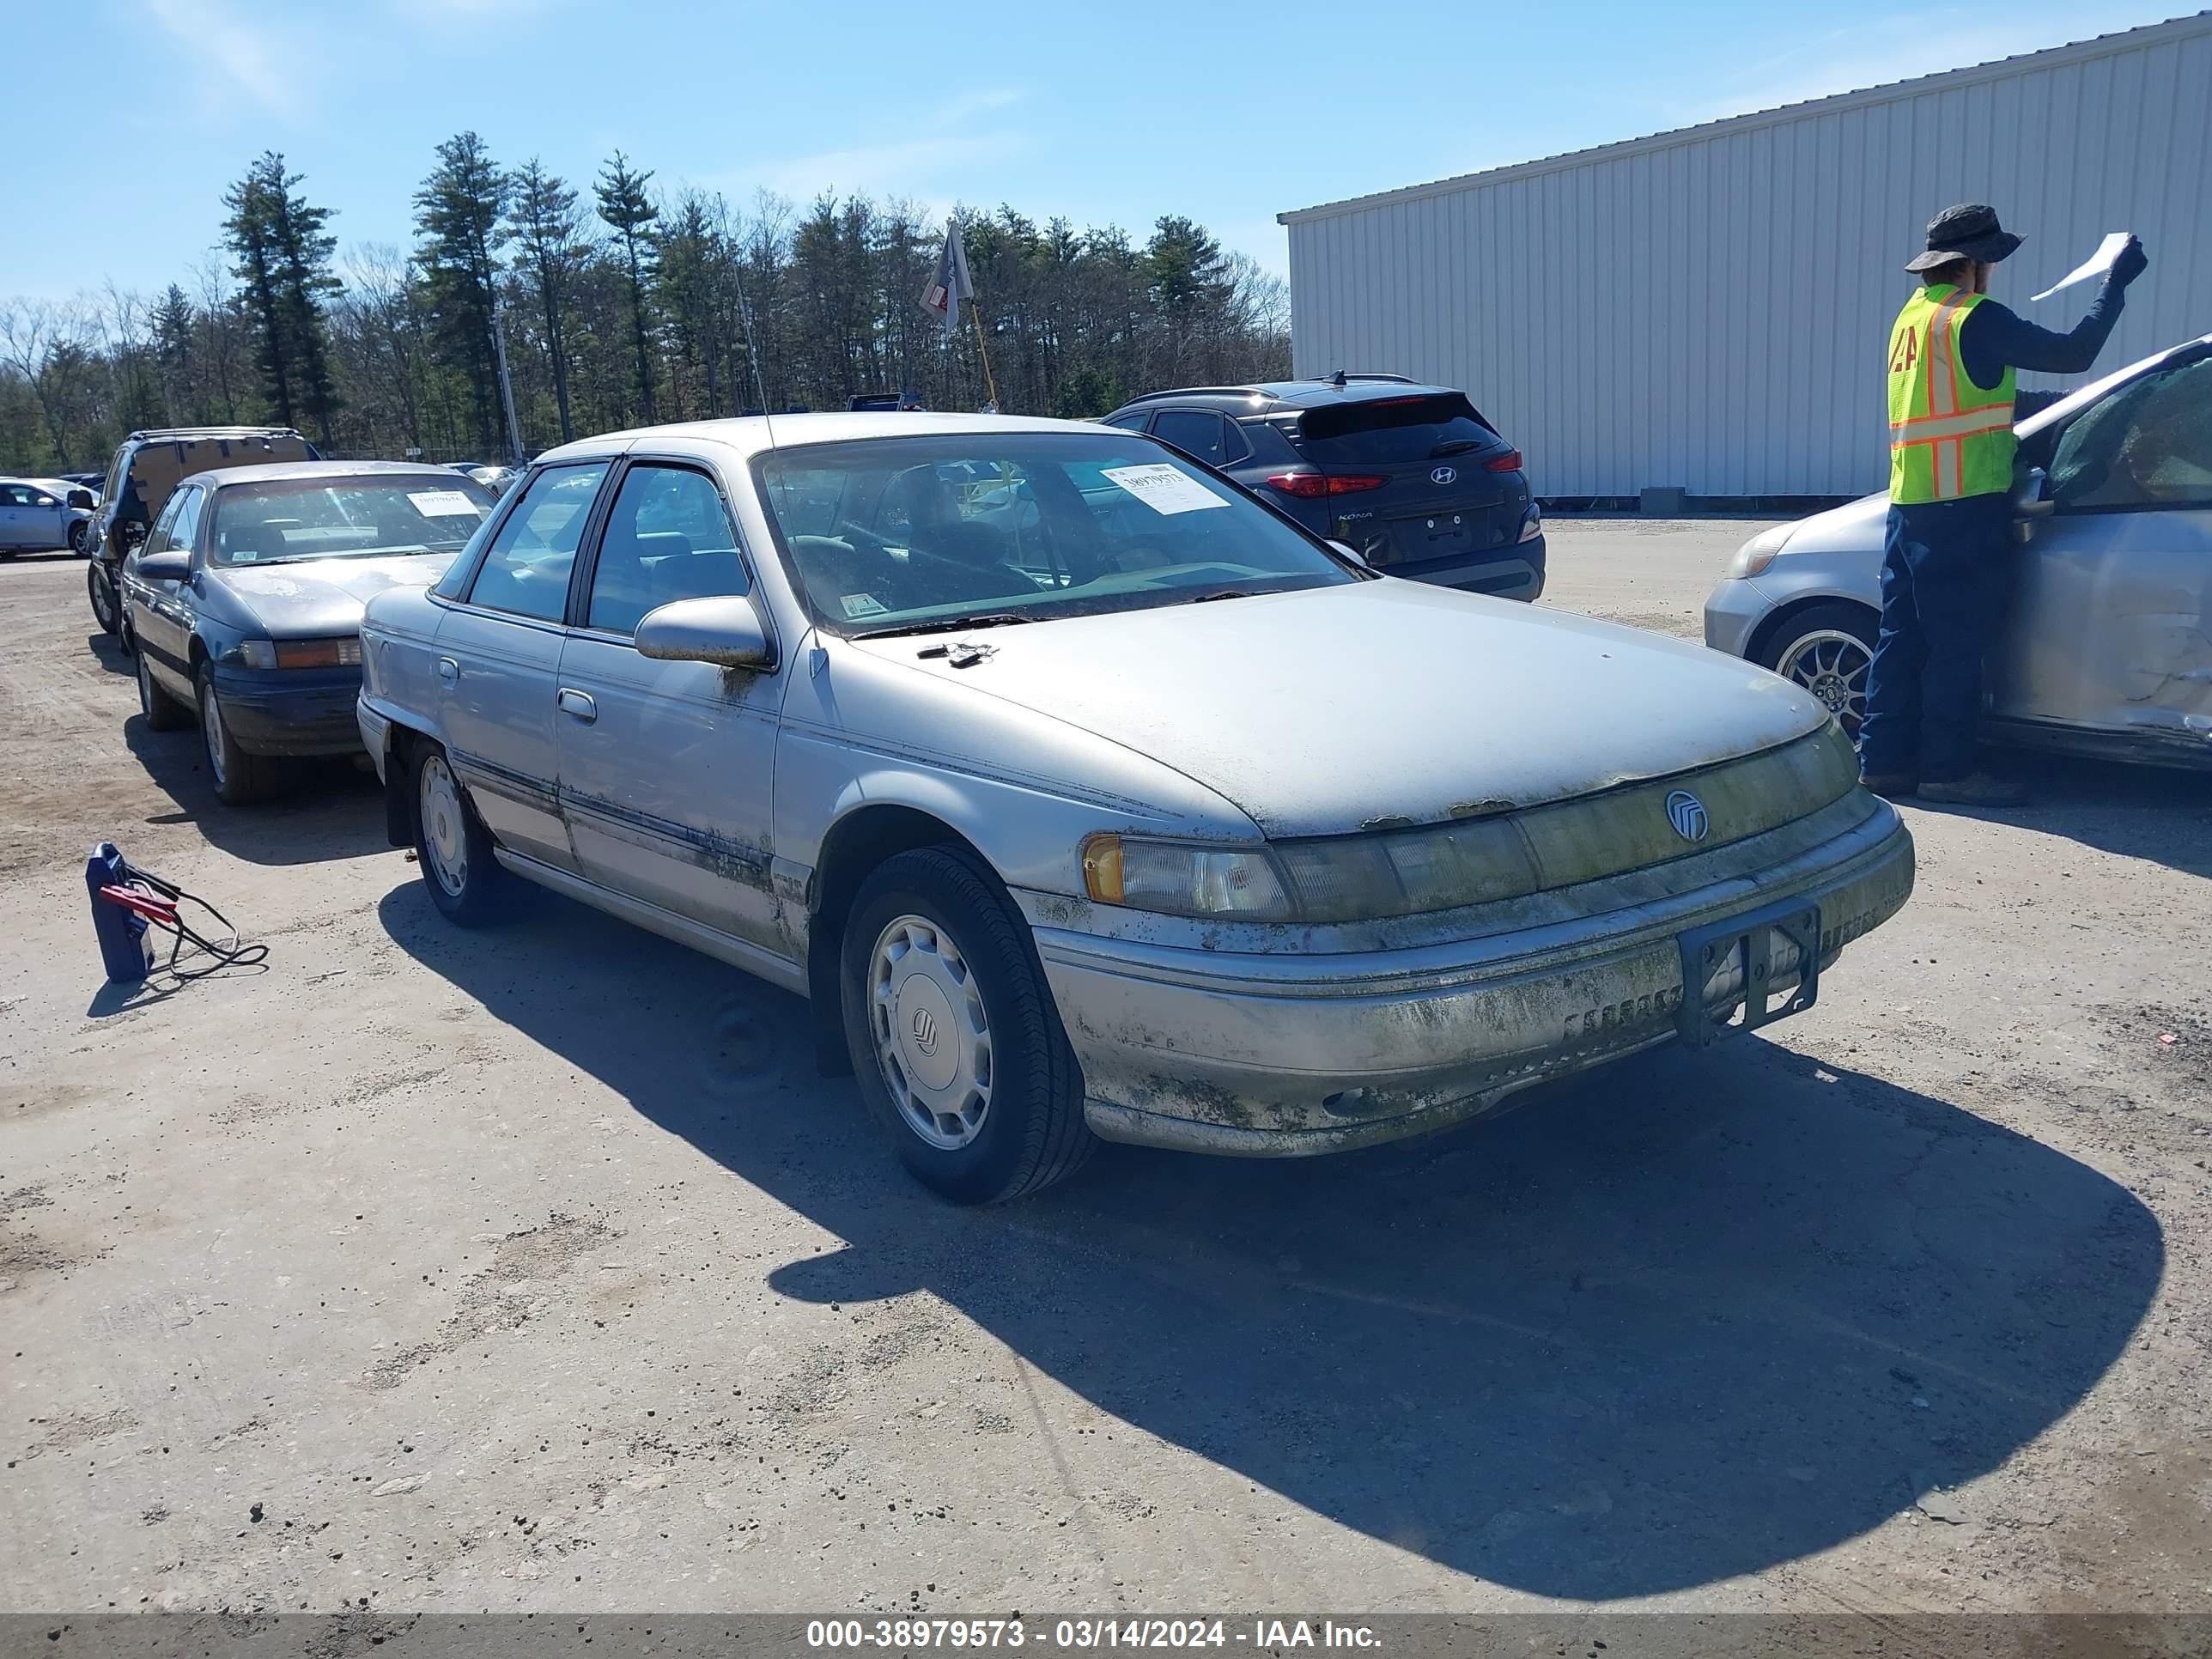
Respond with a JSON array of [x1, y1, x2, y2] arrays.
[[10, 0, 2191, 302]]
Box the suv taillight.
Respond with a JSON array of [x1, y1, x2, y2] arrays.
[[1484, 449, 1524, 473], [1266, 471, 1387, 498]]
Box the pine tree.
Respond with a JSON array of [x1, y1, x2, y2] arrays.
[[416, 132, 511, 456], [221, 152, 341, 442], [595, 152, 660, 423], [508, 158, 585, 445]]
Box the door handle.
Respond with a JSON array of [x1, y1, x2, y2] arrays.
[[436, 656, 459, 684], [557, 688, 597, 723]]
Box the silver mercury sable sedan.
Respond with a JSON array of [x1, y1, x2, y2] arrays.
[[358, 414, 1916, 1203]]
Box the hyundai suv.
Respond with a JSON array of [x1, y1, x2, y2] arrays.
[[1102, 375, 1543, 599]]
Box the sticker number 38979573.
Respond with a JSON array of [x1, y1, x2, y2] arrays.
[[1099, 464, 1230, 516]]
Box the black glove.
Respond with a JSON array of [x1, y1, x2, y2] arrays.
[[2112, 234, 2148, 288]]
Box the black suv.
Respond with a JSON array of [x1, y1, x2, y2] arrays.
[[1102, 374, 1542, 599]]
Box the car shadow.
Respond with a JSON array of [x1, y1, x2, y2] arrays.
[[378, 878, 2160, 1601], [123, 714, 392, 867], [1928, 750, 2212, 877], [85, 628, 137, 678]]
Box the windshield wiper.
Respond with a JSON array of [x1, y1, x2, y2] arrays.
[[1188, 589, 1259, 604], [852, 612, 1036, 640], [1430, 439, 1484, 457]]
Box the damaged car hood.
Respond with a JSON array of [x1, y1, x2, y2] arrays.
[[853, 579, 1832, 837], [218, 552, 457, 636]]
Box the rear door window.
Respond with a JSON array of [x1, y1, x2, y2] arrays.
[[465, 461, 610, 622], [1152, 410, 1231, 466], [1297, 393, 1498, 465], [1103, 412, 1151, 433]]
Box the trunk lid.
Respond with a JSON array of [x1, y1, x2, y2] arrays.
[[1290, 392, 1529, 568]]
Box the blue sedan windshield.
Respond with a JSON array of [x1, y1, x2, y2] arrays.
[[210, 477, 497, 567], [755, 432, 1358, 634]]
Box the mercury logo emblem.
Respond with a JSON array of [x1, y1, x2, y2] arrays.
[[1431, 465, 1457, 485], [1666, 789, 1711, 843], [908, 1007, 939, 1055]]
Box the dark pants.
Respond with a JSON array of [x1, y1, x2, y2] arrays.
[[1857, 500, 2010, 782]]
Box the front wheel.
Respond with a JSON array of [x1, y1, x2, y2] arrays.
[[88, 561, 119, 635], [196, 662, 278, 805], [413, 742, 507, 925], [69, 521, 90, 556], [1760, 602, 1878, 739], [840, 845, 1092, 1204]]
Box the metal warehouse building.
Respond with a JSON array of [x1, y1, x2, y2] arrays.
[[1279, 12, 2212, 504]]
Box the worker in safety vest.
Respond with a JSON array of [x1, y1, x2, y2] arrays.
[[1857, 204, 2146, 805]]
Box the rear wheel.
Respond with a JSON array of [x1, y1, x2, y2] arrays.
[[1760, 603, 1878, 738], [840, 845, 1092, 1204], [196, 661, 278, 805], [88, 561, 119, 635], [137, 647, 190, 731], [413, 742, 507, 925]]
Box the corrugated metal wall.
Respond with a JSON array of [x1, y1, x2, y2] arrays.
[[1281, 15, 2212, 499]]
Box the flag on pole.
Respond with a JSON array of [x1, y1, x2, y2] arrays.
[[919, 219, 974, 340]]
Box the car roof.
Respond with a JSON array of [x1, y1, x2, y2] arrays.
[[124, 425, 307, 443], [1106, 377, 1460, 417], [534, 411, 1114, 467], [182, 459, 489, 490]]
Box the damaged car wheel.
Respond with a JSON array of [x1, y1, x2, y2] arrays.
[[840, 845, 1093, 1204]]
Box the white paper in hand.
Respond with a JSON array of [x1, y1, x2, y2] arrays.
[[2030, 232, 2131, 302]]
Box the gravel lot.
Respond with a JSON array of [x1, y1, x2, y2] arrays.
[[3, 521, 2209, 1617]]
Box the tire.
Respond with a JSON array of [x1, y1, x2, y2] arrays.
[[195, 661, 279, 805], [1758, 601, 1879, 738], [840, 844, 1093, 1204], [88, 561, 119, 635], [411, 740, 507, 925], [69, 521, 90, 556], [137, 646, 190, 732]]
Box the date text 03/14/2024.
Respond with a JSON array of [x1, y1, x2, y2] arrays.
[[804, 1620, 1383, 1650]]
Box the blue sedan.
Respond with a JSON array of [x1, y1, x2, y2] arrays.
[[123, 460, 498, 803]]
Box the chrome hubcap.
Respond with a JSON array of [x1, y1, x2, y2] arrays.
[[419, 756, 469, 896], [868, 914, 992, 1150], [1778, 629, 1872, 735], [200, 684, 228, 786]]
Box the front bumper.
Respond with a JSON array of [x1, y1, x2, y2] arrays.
[[1031, 799, 1913, 1156], [1702, 574, 1776, 658], [211, 664, 366, 757]]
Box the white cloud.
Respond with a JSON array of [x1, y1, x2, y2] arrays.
[[722, 87, 1029, 204], [1668, 11, 2149, 129], [145, 0, 307, 118]]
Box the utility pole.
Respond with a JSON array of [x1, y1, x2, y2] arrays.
[[490, 301, 524, 466]]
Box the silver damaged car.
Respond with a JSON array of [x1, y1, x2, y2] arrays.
[[359, 414, 1916, 1202]]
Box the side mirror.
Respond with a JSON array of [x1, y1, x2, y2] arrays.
[[134, 549, 192, 584], [2014, 465, 2056, 520], [67, 489, 94, 511], [119, 520, 149, 550], [634, 594, 775, 671], [1328, 538, 1370, 567]]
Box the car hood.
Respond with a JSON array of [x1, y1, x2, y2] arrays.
[[852, 579, 1832, 837], [1779, 491, 1887, 556], [216, 552, 457, 635]]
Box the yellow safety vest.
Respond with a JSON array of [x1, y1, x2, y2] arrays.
[[1886, 283, 2017, 503]]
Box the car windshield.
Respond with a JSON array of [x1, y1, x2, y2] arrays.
[[754, 432, 1358, 634], [210, 476, 497, 567]]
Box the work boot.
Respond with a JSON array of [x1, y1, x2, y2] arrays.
[[1918, 771, 2029, 807], [1859, 770, 1918, 799]]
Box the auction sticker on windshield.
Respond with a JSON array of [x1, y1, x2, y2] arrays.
[[407, 489, 483, 517], [1100, 464, 1230, 515]]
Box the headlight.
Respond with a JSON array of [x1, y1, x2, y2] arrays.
[[1727, 526, 1791, 579], [1082, 835, 1292, 921], [1082, 818, 1541, 923], [236, 637, 362, 669]]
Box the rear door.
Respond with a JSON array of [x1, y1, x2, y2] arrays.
[[1291, 392, 1526, 569], [1994, 352, 2212, 744], [434, 459, 613, 872], [556, 458, 789, 961]]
